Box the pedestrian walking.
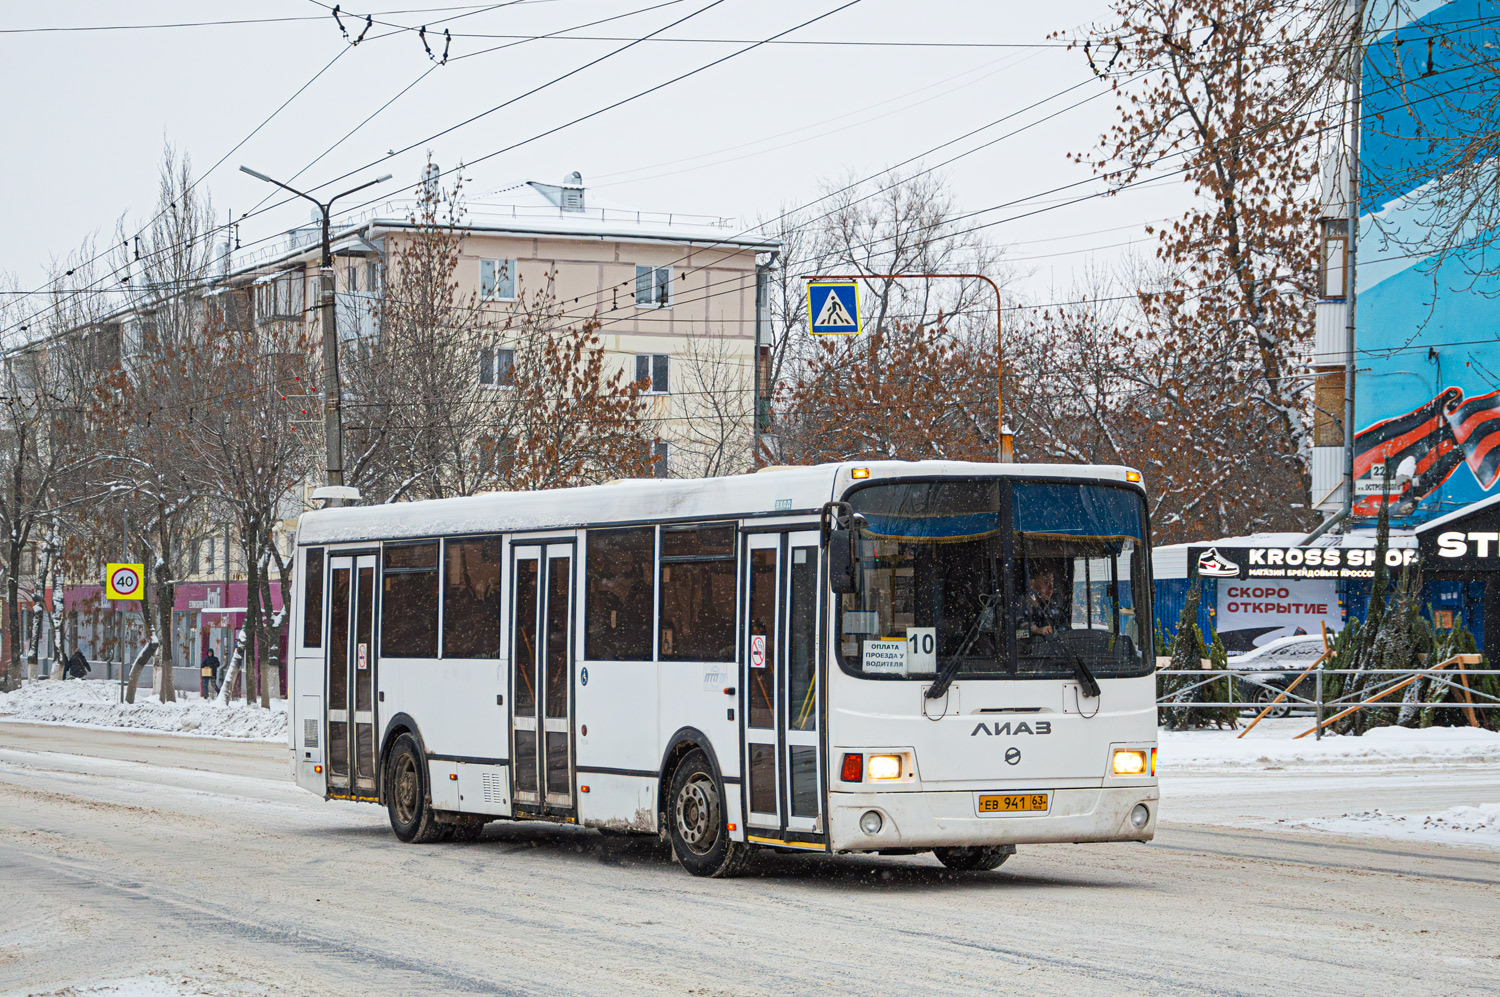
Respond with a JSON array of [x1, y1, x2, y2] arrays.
[[64, 649, 90, 680], [200, 648, 221, 698]]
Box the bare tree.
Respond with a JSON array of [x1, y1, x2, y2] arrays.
[[0, 346, 94, 690], [495, 293, 659, 490], [182, 291, 314, 706], [1062, 0, 1344, 536], [94, 145, 223, 703], [779, 318, 997, 464], [346, 165, 657, 497], [763, 170, 1008, 464], [345, 164, 498, 502], [669, 331, 754, 478]]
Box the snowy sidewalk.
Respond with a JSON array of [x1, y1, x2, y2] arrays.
[[1161, 720, 1500, 849], [1161, 718, 1500, 770], [0, 680, 286, 743]]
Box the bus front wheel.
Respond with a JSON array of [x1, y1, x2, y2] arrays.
[[386, 733, 449, 843], [667, 750, 749, 878], [934, 845, 1014, 872]]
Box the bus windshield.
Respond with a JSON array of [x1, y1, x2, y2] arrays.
[[837, 479, 1150, 681]]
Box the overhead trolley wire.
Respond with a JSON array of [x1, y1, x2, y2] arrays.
[[0, 0, 736, 342], [16, 9, 1488, 356], [1, 44, 358, 343]]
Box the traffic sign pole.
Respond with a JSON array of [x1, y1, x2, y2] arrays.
[[805, 273, 1009, 461]]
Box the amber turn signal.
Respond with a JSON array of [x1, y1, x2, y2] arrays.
[[841, 752, 863, 782]]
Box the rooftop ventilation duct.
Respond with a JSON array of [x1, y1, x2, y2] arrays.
[[561, 171, 584, 212]]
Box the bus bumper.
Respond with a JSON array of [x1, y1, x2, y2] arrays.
[[828, 785, 1158, 852]]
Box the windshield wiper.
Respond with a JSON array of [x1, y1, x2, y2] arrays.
[[1072, 654, 1102, 699], [925, 592, 1000, 700]]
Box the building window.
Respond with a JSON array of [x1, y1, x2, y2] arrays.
[[635, 354, 669, 393], [442, 537, 502, 659], [585, 527, 655, 661], [1320, 218, 1348, 300], [205, 538, 216, 574], [480, 258, 517, 300], [652, 440, 670, 479], [635, 265, 671, 307], [658, 525, 736, 662], [479, 346, 516, 387], [255, 271, 305, 321], [381, 542, 439, 658]]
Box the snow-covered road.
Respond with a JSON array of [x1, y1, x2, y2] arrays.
[[1, 723, 1497, 996]]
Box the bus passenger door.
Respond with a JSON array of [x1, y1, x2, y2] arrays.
[[781, 532, 824, 835], [510, 543, 576, 816], [327, 552, 378, 799], [741, 531, 826, 844]]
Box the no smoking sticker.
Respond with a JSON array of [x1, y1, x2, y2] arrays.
[[106, 563, 144, 600]]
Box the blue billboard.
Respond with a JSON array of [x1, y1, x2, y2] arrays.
[[1353, 0, 1500, 523]]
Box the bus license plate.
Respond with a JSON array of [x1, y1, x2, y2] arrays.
[[977, 793, 1049, 815]]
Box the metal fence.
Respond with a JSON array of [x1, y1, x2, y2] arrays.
[[1155, 663, 1498, 739]]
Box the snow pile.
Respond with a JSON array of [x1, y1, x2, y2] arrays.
[[0, 680, 286, 742], [1274, 802, 1500, 848], [1161, 720, 1500, 770]]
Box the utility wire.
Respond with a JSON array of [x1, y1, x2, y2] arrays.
[[0, 0, 733, 341], [14, 13, 1489, 350]]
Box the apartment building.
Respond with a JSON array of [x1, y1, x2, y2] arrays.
[[233, 170, 779, 479]]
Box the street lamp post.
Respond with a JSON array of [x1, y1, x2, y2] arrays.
[[239, 167, 391, 503]]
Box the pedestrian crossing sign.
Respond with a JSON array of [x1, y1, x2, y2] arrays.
[[806, 280, 861, 335]]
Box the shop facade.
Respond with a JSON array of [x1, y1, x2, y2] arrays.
[[1152, 529, 1486, 654]]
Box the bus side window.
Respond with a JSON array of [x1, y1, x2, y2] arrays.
[[443, 537, 503, 658], [658, 525, 736, 662], [382, 542, 439, 658], [585, 528, 654, 661], [301, 547, 324, 649]]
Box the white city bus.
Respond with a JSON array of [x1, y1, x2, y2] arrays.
[[288, 460, 1158, 877]]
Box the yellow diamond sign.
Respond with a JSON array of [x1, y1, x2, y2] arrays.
[[106, 563, 145, 600]]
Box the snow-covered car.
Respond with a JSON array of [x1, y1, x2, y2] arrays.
[[1227, 635, 1329, 716]]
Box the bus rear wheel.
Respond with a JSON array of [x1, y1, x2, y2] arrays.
[[934, 845, 1014, 872], [668, 750, 749, 878], [386, 733, 448, 843]]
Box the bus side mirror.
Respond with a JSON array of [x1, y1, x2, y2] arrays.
[[828, 529, 856, 594]]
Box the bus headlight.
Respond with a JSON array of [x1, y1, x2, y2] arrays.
[[1111, 749, 1149, 776], [867, 754, 902, 781]]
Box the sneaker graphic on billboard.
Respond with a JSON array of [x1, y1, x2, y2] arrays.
[[1195, 547, 1240, 578]]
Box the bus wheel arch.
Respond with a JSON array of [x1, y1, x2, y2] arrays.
[[379, 714, 427, 807], [384, 730, 450, 843], [659, 730, 750, 878], [657, 727, 722, 832]]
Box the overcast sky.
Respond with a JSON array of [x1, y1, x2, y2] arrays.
[[0, 0, 1191, 307]]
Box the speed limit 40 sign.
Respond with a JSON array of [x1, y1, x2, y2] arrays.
[[106, 563, 145, 600]]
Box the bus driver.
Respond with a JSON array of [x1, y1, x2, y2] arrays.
[[1025, 566, 1069, 636]]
